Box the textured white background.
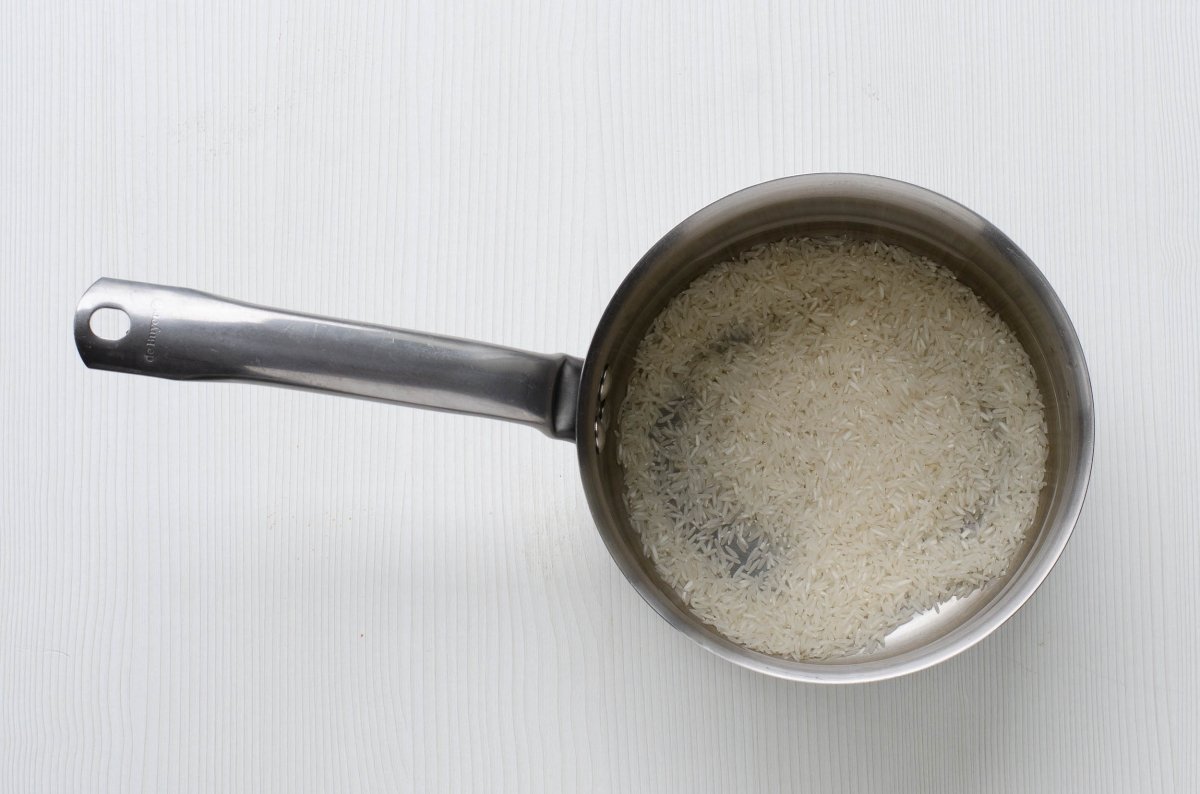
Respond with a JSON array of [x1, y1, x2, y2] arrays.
[[2, 1, 1198, 791]]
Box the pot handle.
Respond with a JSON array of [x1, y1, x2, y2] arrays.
[[74, 278, 582, 440]]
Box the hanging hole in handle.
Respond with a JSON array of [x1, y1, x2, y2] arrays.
[[89, 307, 131, 340]]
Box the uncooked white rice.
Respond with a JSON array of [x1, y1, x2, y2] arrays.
[[617, 236, 1048, 661]]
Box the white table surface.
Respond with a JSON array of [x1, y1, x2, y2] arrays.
[[3, 1, 1198, 791]]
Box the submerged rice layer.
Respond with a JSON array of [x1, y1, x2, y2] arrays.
[[617, 236, 1048, 661]]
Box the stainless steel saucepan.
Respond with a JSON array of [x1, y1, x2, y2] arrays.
[[74, 174, 1094, 683]]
